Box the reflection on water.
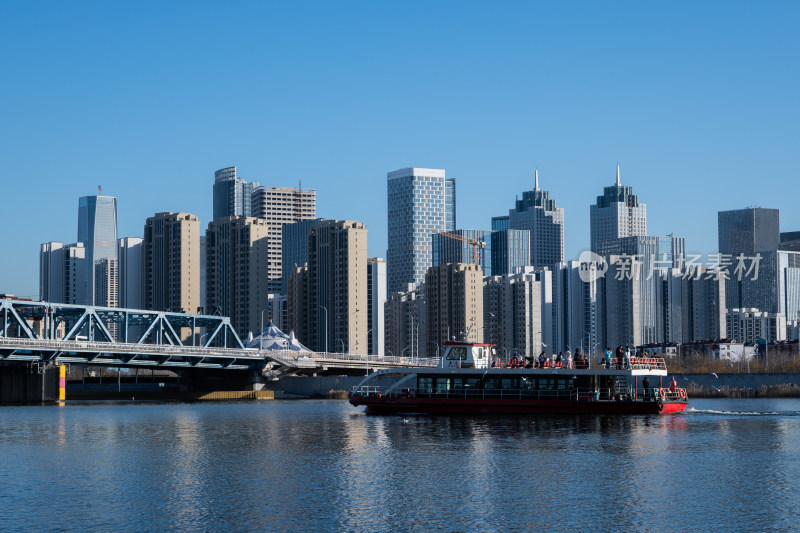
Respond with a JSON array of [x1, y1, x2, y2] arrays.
[[1, 399, 800, 531]]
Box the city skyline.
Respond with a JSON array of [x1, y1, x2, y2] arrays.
[[3, 2, 799, 298]]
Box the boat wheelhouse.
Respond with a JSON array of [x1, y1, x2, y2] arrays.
[[349, 341, 687, 415]]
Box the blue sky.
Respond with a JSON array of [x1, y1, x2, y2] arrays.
[[2, 1, 798, 298]]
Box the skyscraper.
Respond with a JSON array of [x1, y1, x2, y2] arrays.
[[384, 284, 426, 359], [206, 217, 270, 337], [484, 267, 552, 358], [39, 242, 86, 304], [551, 261, 602, 355], [281, 218, 323, 293], [287, 220, 368, 353], [507, 170, 565, 266], [431, 229, 491, 275], [78, 194, 118, 306], [718, 207, 781, 312], [425, 262, 483, 348], [117, 237, 142, 309], [387, 168, 455, 293], [251, 185, 317, 293], [212, 166, 261, 220], [367, 258, 387, 355], [590, 165, 647, 252], [718, 208, 780, 256], [597, 235, 686, 345], [490, 229, 531, 276], [142, 213, 200, 315]]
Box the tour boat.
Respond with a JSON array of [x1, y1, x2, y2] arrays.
[[349, 341, 687, 415]]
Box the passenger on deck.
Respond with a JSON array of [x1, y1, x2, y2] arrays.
[[615, 346, 624, 368], [566, 350, 574, 369], [669, 377, 677, 393], [538, 351, 547, 368], [624, 346, 631, 369], [642, 376, 651, 399], [604, 348, 612, 369]]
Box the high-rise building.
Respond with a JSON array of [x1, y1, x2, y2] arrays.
[[251, 185, 317, 293], [491, 216, 510, 231], [39, 242, 86, 304], [718, 208, 781, 311], [431, 230, 491, 275], [726, 308, 786, 344], [590, 165, 647, 252], [387, 167, 455, 293], [94, 258, 118, 309], [602, 254, 643, 348], [484, 267, 552, 358], [142, 213, 201, 315], [78, 194, 118, 305], [425, 263, 483, 349], [287, 220, 368, 353], [718, 208, 780, 257], [212, 166, 261, 220], [367, 258, 387, 356], [674, 266, 727, 343], [507, 171, 565, 267], [117, 237, 142, 309], [281, 218, 323, 293], [597, 236, 686, 346], [384, 284, 426, 359], [206, 217, 270, 337], [551, 261, 603, 355], [491, 229, 531, 276]]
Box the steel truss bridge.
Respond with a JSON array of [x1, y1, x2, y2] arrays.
[[0, 298, 436, 376]]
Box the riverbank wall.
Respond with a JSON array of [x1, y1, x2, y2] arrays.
[[675, 373, 800, 397]]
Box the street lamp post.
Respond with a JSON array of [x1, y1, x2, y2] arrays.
[[317, 305, 328, 353], [335, 337, 345, 353], [428, 340, 440, 359]]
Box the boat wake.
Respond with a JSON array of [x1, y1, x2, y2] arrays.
[[686, 407, 784, 416]]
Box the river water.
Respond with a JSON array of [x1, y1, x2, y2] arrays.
[[1, 398, 799, 532]]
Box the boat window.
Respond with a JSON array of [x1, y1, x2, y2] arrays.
[[446, 347, 468, 360], [557, 379, 566, 390], [435, 377, 451, 394], [539, 378, 554, 390], [418, 376, 433, 394], [501, 378, 515, 390], [476, 347, 485, 359]]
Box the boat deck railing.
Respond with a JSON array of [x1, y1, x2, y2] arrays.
[[510, 357, 667, 371], [350, 385, 687, 402]]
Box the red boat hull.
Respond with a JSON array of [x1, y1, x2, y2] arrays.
[[349, 396, 687, 415]]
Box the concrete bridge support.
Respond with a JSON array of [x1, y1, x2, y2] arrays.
[[178, 368, 266, 396], [0, 363, 62, 404]]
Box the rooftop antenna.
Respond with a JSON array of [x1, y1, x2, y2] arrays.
[[534, 169, 539, 191], [98, 185, 102, 196], [616, 163, 621, 186]]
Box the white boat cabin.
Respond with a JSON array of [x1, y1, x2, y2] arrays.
[[440, 341, 494, 369]]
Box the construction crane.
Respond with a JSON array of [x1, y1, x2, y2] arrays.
[[434, 230, 485, 266]]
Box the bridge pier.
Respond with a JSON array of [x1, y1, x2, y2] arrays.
[[0, 363, 62, 404], [178, 368, 266, 398]]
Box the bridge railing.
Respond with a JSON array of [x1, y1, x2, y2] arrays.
[[0, 337, 262, 359], [0, 337, 441, 367]]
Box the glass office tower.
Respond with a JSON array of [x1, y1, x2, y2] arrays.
[[387, 167, 456, 294], [78, 195, 118, 306], [213, 166, 261, 220]]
